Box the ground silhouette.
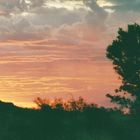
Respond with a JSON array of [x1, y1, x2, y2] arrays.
[[0, 98, 139, 140]]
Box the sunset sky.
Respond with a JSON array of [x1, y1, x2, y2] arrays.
[[0, 0, 140, 107]]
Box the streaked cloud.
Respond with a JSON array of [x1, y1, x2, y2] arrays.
[[0, 0, 139, 107]]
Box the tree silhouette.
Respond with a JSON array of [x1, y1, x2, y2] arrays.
[[106, 23, 140, 114]]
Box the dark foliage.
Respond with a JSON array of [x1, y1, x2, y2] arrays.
[[0, 99, 139, 140], [106, 23, 140, 114]]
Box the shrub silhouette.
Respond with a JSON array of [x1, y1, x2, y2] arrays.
[[32, 97, 140, 140], [34, 97, 97, 111], [0, 98, 138, 140]]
